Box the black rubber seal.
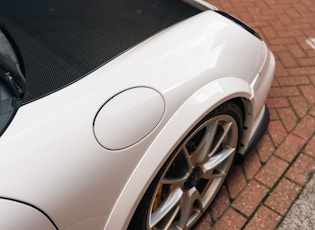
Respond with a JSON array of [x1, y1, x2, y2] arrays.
[[215, 10, 261, 39], [237, 105, 270, 163]]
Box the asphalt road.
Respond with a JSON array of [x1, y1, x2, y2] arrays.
[[277, 174, 315, 229]]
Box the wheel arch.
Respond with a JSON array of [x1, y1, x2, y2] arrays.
[[104, 77, 253, 230]]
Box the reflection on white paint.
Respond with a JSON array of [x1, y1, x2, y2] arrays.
[[306, 38, 315, 50]]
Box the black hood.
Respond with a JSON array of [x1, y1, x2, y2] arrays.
[[0, 0, 200, 103]]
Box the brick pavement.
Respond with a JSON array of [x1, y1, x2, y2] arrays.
[[194, 0, 315, 229]]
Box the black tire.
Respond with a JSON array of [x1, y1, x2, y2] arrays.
[[129, 101, 243, 230]]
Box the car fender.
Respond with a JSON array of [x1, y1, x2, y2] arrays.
[[105, 76, 252, 230], [0, 199, 56, 230]]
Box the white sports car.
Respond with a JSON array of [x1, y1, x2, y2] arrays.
[[0, 0, 275, 229]]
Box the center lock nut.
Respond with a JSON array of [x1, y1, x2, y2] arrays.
[[184, 166, 203, 190]]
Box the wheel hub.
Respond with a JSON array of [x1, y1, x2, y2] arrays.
[[184, 166, 202, 190]]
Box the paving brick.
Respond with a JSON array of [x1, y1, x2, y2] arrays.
[[255, 156, 288, 188], [293, 2, 309, 13], [260, 26, 277, 39], [274, 134, 306, 162], [268, 86, 300, 97], [288, 96, 310, 118], [264, 0, 277, 5], [305, 49, 315, 58], [277, 52, 299, 68], [288, 67, 315, 75], [274, 61, 289, 77], [193, 212, 213, 230], [265, 178, 301, 216], [269, 44, 287, 53], [253, 1, 270, 10], [244, 205, 282, 230], [226, 165, 247, 199], [268, 121, 288, 146], [297, 57, 315, 67], [304, 135, 315, 158], [277, 29, 302, 39], [256, 133, 275, 163], [299, 85, 315, 104], [268, 108, 279, 121], [266, 97, 290, 109], [276, 107, 298, 132], [238, 12, 254, 24], [288, 44, 307, 58], [269, 37, 296, 46], [285, 153, 315, 186], [277, 75, 309, 86], [271, 78, 279, 87], [243, 149, 262, 180], [296, 17, 315, 29], [301, 0, 314, 8], [269, 108, 279, 121], [278, 13, 294, 26], [210, 185, 230, 221], [215, 1, 227, 9], [285, 7, 302, 18], [212, 208, 247, 230], [292, 115, 315, 140], [251, 20, 270, 29], [232, 180, 269, 217]]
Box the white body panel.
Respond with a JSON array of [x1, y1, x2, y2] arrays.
[[0, 11, 275, 229], [0, 199, 56, 230], [94, 87, 165, 150]]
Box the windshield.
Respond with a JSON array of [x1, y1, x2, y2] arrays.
[[0, 29, 21, 135], [0, 0, 200, 103], [0, 30, 18, 64]]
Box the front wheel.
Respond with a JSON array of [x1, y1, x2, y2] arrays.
[[129, 102, 243, 230]]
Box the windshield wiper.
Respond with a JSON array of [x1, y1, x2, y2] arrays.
[[0, 52, 26, 99]]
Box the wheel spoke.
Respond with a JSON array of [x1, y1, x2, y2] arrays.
[[201, 147, 235, 180], [150, 187, 183, 227], [162, 148, 192, 185], [209, 121, 232, 157], [183, 146, 193, 172], [177, 187, 202, 229], [162, 176, 187, 185], [189, 121, 219, 165]]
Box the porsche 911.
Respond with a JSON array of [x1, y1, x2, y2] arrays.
[[0, 0, 275, 229]]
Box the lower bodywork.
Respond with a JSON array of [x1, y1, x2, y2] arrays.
[[0, 10, 274, 230]]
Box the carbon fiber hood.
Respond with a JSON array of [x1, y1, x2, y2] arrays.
[[0, 0, 200, 103]]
